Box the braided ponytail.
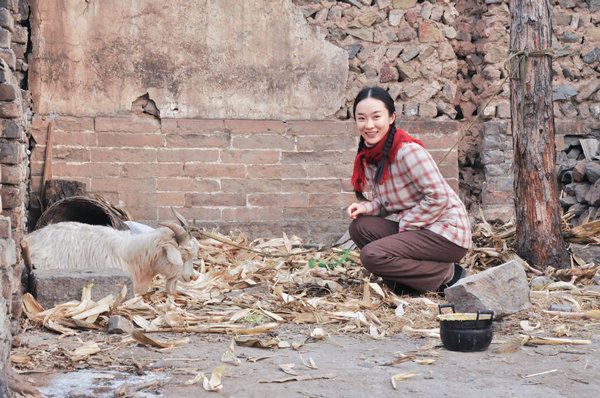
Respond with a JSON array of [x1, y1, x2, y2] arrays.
[[355, 136, 367, 200], [374, 122, 396, 184]]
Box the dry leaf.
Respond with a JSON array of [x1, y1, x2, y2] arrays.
[[391, 371, 420, 389], [185, 366, 227, 391], [520, 320, 540, 332], [10, 354, 31, 364], [310, 327, 326, 340], [221, 340, 241, 366], [131, 330, 185, 348], [278, 363, 298, 376], [69, 342, 100, 362], [234, 336, 280, 348]]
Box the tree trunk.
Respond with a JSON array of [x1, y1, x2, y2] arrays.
[[510, 0, 569, 269]]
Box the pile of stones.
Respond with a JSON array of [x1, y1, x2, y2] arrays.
[[558, 136, 600, 226]]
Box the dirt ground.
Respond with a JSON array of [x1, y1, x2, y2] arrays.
[[14, 321, 600, 398]]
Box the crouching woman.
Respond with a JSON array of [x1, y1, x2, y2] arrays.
[[347, 86, 472, 295]]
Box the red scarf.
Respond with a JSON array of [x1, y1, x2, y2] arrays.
[[351, 127, 424, 193]]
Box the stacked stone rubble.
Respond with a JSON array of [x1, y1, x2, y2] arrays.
[[557, 134, 600, 226], [0, 0, 29, 393]]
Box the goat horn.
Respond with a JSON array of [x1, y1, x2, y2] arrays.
[[159, 222, 189, 245], [171, 206, 189, 227]]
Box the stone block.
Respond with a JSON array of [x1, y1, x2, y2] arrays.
[[31, 268, 134, 309], [0, 238, 15, 269], [530, 275, 553, 290], [0, 7, 12, 32], [108, 315, 134, 334], [444, 260, 531, 318], [570, 243, 600, 264]]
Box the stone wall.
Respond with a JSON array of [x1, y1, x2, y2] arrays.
[[29, 116, 459, 243], [0, 0, 29, 393], [293, 0, 600, 218]]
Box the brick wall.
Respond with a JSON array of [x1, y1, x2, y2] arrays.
[[29, 116, 460, 243], [0, 0, 29, 393]]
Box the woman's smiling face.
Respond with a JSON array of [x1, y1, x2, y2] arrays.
[[355, 97, 396, 146]]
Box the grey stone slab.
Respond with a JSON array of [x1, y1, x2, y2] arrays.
[[570, 243, 600, 265], [108, 315, 134, 334], [444, 260, 531, 318], [31, 268, 134, 309]]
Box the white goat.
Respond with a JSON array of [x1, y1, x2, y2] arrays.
[[24, 221, 199, 295]]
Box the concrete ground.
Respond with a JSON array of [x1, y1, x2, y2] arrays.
[[14, 323, 600, 398]]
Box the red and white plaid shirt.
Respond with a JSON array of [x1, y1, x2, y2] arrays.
[[361, 143, 472, 249]]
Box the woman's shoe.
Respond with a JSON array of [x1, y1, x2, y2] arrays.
[[437, 263, 467, 296]]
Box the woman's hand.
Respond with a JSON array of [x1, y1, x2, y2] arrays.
[[347, 202, 367, 219]]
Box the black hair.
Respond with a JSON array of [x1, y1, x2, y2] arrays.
[[353, 86, 397, 201]]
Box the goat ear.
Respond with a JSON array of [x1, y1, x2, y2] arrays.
[[163, 244, 183, 266]]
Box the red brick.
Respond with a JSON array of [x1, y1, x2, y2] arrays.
[[280, 178, 341, 193], [91, 177, 156, 192], [221, 178, 282, 193], [157, 163, 185, 178], [159, 206, 221, 221], [98, 132, 164, 147], [286, 120, 348, 136], [127, 206, 158, 220], [183, 164, 246, 178], [0, 186, 21, 209], [157, 148, 220, 162], [283, 206, 343, 221], [247, 193, 308, 207], [341, 179, 354, 192], [225, 120, 286, 134], [0, 141, 23, 164], [0, 164, 25, 184], [0, 101, 21, 118], [54, 162, 120, 178], [30, 176, 42, 193], [221, 206, 283, 222], [51, 131, 97, 146], [437, 161, 459, 180], [161, 119, 225, 134], [430, 149, 458, 164], [305, 164, 350, 179], [30, 161, 44, 176], [0, 84, 17, 101], [185, 193, 245, 207], [119, 191, 158, 208], [157, 178, 219, 192], [157, 192, 185, 206], [296, 135, 356, 151], [447, 178, 459, 194], [0, 215, 10, 239], [94, 191, 119, 204], [165, 132, 230, 148], [231, 134, 295, 150], [415, 133, 459, 151], [281, 151, 341, 165], [32, 115, 95, 132], [342, 192, 356, 205], [220, 150, 279, 164], [91, 148, 157, 163], [246, 165, 306, 178], [95, 116, 159, 133], [120, 163, 157, 178], [397, 120, 460, 135], [53, 147, 90, 162], [309, 193, 344, 207]]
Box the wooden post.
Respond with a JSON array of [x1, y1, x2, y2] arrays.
[[510, 0, 569, 269]]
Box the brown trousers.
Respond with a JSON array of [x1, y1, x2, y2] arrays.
[[349, 216, 468, 292]]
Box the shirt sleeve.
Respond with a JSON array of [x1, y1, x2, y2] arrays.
[[361, 196, 383, 215], [397, 145, 449, 230]]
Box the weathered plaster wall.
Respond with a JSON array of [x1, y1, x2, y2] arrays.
[[29, 0, 348, 119]]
